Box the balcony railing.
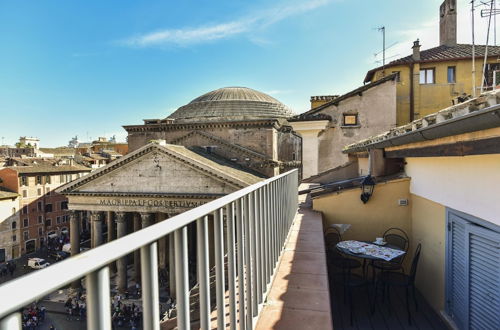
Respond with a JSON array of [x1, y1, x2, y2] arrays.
[[0, 169, 299, 330]]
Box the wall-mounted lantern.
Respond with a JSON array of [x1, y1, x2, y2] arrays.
[[360, 175, 375, 204]]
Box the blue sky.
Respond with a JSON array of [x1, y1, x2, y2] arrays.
[[0, 0, 494, 147]]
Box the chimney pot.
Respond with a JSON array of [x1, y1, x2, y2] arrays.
[[412, 39, 421, 61]]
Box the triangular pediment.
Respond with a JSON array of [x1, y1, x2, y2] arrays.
[[58, 143, 262, 197]]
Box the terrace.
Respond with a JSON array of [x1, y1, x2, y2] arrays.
[[0, 170, 447, 329]]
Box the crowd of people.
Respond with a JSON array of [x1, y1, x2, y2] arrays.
[[21, 303, 46, 329], [111, 294, 142, 329]]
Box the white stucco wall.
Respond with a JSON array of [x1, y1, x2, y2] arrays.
[[405, 154, 500, 225]]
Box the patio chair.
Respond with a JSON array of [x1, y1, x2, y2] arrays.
[[373, 243, 422, 325], [370, 227, 409, 280], [339, 264, 371, 326], [324, 226, 361, 271]]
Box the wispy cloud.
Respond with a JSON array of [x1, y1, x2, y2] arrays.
[[265, 89, 294, 96], [119, 0, 331, 48]]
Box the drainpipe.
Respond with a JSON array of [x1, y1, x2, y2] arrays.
[[410, 63, 415, 122]]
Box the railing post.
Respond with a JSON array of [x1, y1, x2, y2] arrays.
[[236, 198, 246, 330], [197, 216, 210, 330], [141, 242, 160, 330], [86, 266, 112, 330], [174, 227, 190, 329], [255, 189, 263, 305], [244, 194, 253, 328], [0, 312, 21, 330], [225, 202, 237, 330], [214, 208, 226, 330]]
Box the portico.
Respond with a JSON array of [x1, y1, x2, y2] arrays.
[[58, 142, 263, 293]]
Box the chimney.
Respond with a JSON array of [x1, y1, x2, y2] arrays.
[[439, 0, 457, 46], [412, 39, 421, 61]]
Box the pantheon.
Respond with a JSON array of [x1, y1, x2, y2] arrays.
[[58, 87, 302, 293]]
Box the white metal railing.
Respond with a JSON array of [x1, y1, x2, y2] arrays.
[[0, 169, 299, 330]]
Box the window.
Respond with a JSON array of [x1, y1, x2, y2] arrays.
[[45, 219, 52, 227], [36, 176, 42, 185], [447, 66, 456, 83], [37, 188, 42, 196], [343, 114, 358, 126], [392, 71, 401, 82], [60, 174, 65, 183], [61, 201, 68, 210], [22, 190, 27, 198], [37, 201, 43, 212], [56, 216, 61, 224], [63, 215, 68, 223], [23, 218, 28, 227], [20, 176, 27, 186], [23, 231, 28, 241], [38, 215, 43, 224], [12, 207, 16, 215], [38, 227, 43, 236], [46, 187, 50, 195], [419, 68, 435, 84], [45, 204, 53, 213], [11, 221, 16, 229], [12, 235, 16, 242], [45, 175, 51, 184], [22, 206, 28, 215]]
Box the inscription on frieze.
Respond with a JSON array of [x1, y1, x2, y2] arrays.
[[99, 198, 205, 209]]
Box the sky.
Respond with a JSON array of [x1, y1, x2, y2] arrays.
[[0, 0, 497, 147]]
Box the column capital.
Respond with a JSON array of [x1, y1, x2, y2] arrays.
[[140, 212, 153, 227], [89, 211, 103, 222], [69, 210, 79, 222], [115, 212, 126, 223]]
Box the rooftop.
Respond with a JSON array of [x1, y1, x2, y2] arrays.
[[343, 89, 500, 153], [167, 87, 294, 123], [365, 43, 500, 82]]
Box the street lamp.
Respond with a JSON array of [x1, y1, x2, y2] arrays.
[[360, 175, 375, 204]]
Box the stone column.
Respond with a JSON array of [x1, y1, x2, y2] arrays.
[[106, 211, 116, 273], [157, 213, 167, 270], [70, 211, 81, 290], [115, 212, 128, 293], [168, 234, 176, 299], [135, 212, 154, 283], [133, 213, 141, 282], [90, 211, 104, 248]]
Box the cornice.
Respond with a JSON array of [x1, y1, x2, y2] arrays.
[[65, 192, 222, 199], [123, 119, 282, 132]]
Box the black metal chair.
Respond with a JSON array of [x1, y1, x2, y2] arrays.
[[324, 226, 361, 271], [374, 243, 422, 325], [370, 227, 409, 280]]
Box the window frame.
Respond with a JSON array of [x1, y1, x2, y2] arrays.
[[342, 113, 359, 126], [447, 66, 456, 84], [23, 218, 28, 227], [419, 68, 436, 84]]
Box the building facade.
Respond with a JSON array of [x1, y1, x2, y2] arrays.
[[289, 74, 397, 178], [0, 191, 19, 262], [0, 159, 91, 255], [365, 0, 500, 125], [57, 86, 301, 294]]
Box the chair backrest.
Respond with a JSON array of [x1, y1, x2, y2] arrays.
[[409, 243, 422, 282], [383, 227, 410, 252], [324, 226, 342, 256]]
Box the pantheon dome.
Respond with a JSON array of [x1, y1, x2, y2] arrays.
[[167, 87, 294, 122]]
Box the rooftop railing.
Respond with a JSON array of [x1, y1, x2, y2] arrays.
[[0, 169, 299, 330]]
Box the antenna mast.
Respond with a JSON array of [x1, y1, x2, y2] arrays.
[[378, 26, 386, 75], [472, 0, 476, 97]]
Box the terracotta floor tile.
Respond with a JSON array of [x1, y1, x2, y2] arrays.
[[285, 238, 324, 252], [267, 286, 331, 312], [256, 306, 332, 330], [277, 257, 327, 275], [272, 271, 329, 292]]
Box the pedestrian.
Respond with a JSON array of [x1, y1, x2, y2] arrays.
[[49, 325, 56, 330]]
